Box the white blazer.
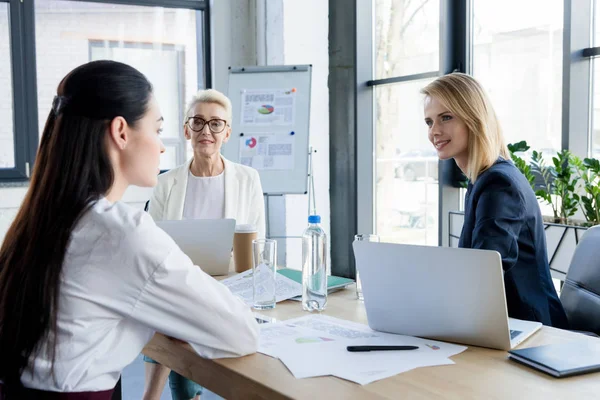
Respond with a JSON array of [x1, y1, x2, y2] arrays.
[[21, 198, 259, 392], [148, 156, 266, 239]]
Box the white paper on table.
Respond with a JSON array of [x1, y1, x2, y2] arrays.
[[260, 315, 468, 385], [283, 315, 379, 340], [258, 322, 338, 359], [331, 356, 455, 386], [240, 88, 296, 126], [283, 315, 467, 358], [220, 269, 303, 306], [275, 334, 459, 385], [239, 134, 295, 171]]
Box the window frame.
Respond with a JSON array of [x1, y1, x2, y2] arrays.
[[0, 0, 210, 183], [1, 0, 37, 182]]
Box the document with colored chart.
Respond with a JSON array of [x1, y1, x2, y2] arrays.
[[259, 315, 467, 385], [239, 133, 295, 171], [240, 88, 296, 125]]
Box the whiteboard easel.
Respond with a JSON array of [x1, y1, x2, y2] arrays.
[[221, 65, 314, 238], [222, 65, 312, 195]]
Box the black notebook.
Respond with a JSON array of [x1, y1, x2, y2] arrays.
[[508, 341, 600, 378]]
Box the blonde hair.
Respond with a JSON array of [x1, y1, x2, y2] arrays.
[[421, 73, 509, 182], [184, 88, 232, 125]]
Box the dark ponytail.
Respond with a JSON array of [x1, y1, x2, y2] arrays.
[[0, 60, 152, 396]]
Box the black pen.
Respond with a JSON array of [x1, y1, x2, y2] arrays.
[[347, 345, 419, 352]]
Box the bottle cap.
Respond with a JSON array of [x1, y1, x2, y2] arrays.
[[308, 215, 321, 224]]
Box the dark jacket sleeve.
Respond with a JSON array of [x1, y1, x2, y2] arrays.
[[471, 172, 525, 273]]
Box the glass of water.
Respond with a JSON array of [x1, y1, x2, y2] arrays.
[[354, 234, 380, 301], [252, 239, 277, 310]]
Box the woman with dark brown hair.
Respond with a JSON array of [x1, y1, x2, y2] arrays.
[[0, 60, 259, 399]]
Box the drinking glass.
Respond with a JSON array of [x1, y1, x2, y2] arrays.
[[252, 239, 277, 310]]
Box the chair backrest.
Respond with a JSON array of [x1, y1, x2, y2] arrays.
[[560, 225, 600, 335], [144, 169, 169, 213]]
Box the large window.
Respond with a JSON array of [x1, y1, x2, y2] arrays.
[[89, 40, 186, 168], [373, 0, 440, 245], [1, 0, 209, 181], [472, 0, 563, 154], [35, 0, 203, 170], [375, 79, 438, 244], [374, 0, 440, 79], [0, 3, 14, 169]]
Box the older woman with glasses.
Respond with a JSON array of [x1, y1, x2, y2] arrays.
[[143, 89, 265, 400]]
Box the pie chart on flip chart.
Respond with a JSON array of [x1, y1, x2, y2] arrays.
[[258, 104, 275, 114], [245, 137, 257, 148]]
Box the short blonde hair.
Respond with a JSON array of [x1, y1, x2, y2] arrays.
[[421, 73, 509, 182], [184, 88, 232, 125]]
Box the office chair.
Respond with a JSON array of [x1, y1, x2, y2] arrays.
[[111, 378, 122, 400], [144, 169, 169, 212], [560, 225, 600, 337]]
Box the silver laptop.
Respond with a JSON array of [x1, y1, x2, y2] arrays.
[[353, 241, 542, 350], [156, 219, 235, 276]]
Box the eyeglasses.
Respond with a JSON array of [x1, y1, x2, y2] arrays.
[[185, 116, 229, 134]]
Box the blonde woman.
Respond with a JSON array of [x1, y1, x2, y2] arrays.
[[421, 73, 569, 329], [144, 89, 265, 400]]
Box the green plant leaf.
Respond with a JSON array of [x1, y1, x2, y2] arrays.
[[507, 141, 530, 153]]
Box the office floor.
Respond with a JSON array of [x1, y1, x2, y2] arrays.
[[122, 355, 222, 400]]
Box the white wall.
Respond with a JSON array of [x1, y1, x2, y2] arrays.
[[212, 0, 330, 270], [211, 0, 258, 92], [282, 0, 330, 270]]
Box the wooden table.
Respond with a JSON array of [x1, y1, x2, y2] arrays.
[[143, 286, 600, 399]]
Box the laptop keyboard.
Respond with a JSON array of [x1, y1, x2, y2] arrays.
[[510, 329, 522, 340]]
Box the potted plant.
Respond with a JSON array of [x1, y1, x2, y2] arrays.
[[572, 156, 600, 226], [529, 149, 579, 225]]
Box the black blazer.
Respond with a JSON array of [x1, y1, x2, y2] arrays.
[[459, 159, 569, 328]]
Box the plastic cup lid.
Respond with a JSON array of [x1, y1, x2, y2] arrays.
[[235, 224, 257, 233]]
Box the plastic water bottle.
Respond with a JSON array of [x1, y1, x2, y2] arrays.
[[302, 215, 328, 312]]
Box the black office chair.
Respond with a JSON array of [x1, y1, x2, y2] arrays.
[[560, 225, 600, 336], [144, 169, 169, 212], [111, 378, 122, 400]]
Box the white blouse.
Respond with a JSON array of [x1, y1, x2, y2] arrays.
[[182, 170, 226, 220], [20, 198, 259, 392]]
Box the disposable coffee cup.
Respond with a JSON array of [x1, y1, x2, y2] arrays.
[[233, 224, 258, 273]]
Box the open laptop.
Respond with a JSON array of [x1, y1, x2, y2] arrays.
[[156, 219, 235, 276], [352, 241, 542, 350]]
